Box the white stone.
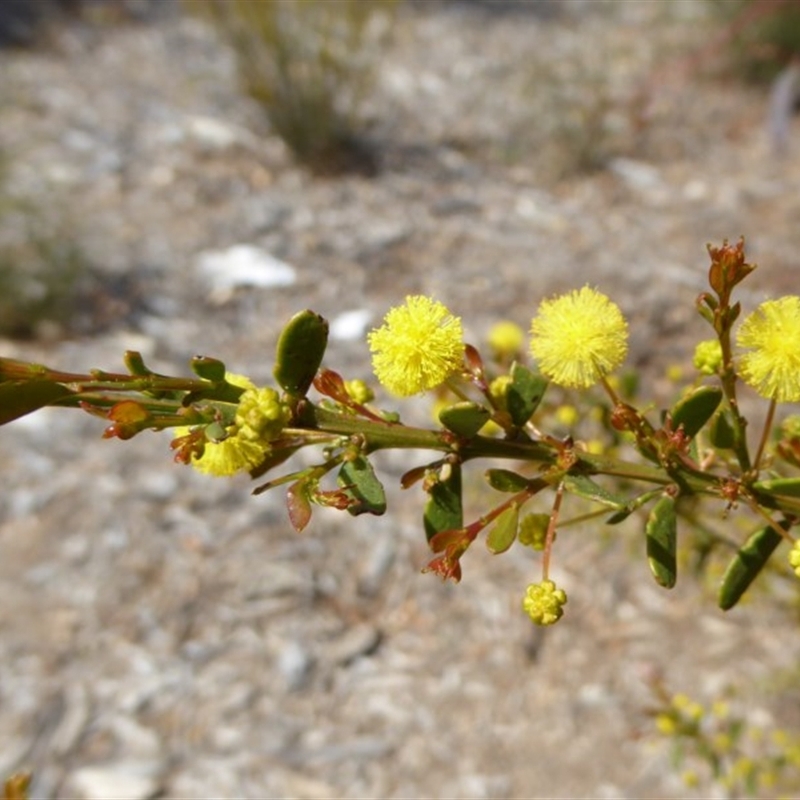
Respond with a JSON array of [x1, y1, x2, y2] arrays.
[[194, 245, 297, 291], [329, 309, 373, 341], [66, 763, 162, 800]]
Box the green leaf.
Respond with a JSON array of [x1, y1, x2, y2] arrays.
[[709, 409, 735, 449], [123, 350, 151, 376], [486, 505, 518, 554], [190, 356, 227, 383], [0, 380, 73, 425], [338, 456, 387, 517], [424, 463, 462, 543], [506, 363, 547, 427], [485, 468, 530, 493], [439, 401, 491, 438], [719, 522, 788, 611], [273, 310, 329, 397], [753, 477, 800, 499], [646, 494, 678, 589], [605, 488, 664, 525], [670, 386, 723, 439], [563, 475, 627, 509]]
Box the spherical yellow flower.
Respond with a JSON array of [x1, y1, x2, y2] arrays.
[[737, 296, 800, 402], [187, 434, 271, 477], [529, 287, 628, 389], [522, 579, 567, 625], [175, 373, 281, 477], [368, 295, 464, 396]]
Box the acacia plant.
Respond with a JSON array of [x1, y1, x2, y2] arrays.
[[2, 239, 800, 625]]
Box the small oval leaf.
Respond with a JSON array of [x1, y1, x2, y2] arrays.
[[564, 475, 626, 509], [273, 310, 329, 397], [424, 464, 462, 543], [486, 468, 530, 493], [646, 494, 678, 588], [0, 380, 73, 426], [719, 521, 788, 611], [709, 409, 736, 449], [507, 363, 548, 427], [439, 401, 492, 438], [338, 456, 387, 517], [670, 386, 723, 439], [753, 477, 800, 499], [191, 356, 227, 383], [287, 480, 313, 532], [486, 505, 519, 554]]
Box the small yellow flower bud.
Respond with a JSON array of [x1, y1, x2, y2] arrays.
[[487, 320, 525, 359], [522, 579, 567, 625], [175, 373, 278, 477], [666, 364, 683, 383], [789, 540, 800, 577], [693, 339, 723, 376], [489, 375, 512, 409], [345, 379, 374, 405], [555, 405, 578, 427], [655, 713, 677, 736], [681, 769, 700, 788], [235, 387, 290, 442], [518, 513, 552, 550]]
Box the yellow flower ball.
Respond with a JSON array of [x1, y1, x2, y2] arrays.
[[186, 435, 271, 477], [529, 287, 628, 389], [175, 372, 274, 477], [368, 295, 464, 396], [522, 579, 567, 625], [737, 296, 800, 402]]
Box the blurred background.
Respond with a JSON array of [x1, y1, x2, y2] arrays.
[[2, 1, 800, 797]]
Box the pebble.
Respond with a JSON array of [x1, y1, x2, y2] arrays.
[[329, 308, 374, 341], [276, 640, 315, 690], [194, 245, 297, 293], [319, 623, 382, 666], [64, 762, 163, 800]]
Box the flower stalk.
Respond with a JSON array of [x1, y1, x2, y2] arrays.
[[2, 238, 800, 625]]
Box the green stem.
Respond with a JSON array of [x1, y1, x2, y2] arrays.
[[308, 405, 713, 492], [717, 326, 751, 472], [753, 397, 776, 473]]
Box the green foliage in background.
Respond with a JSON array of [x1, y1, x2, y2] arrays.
[[709, 0, 800, 83], [191, 0, 393, 175], [0, 156, 95, 340]]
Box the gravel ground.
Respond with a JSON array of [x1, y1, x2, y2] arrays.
[[2, 2, 800, 798]]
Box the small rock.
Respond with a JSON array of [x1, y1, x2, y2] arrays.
[[329, 309, 373, 341], [185, 114, 247, 150], [608, 157, 667, 202], [319, 623, 382, 666], [65, 762, 163, 800], [276, 640, 314, 690], [194, 245, 297, 293]]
